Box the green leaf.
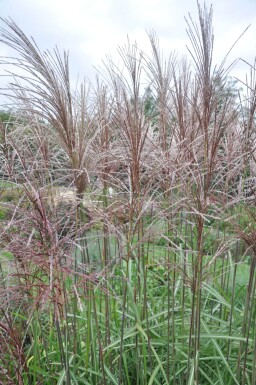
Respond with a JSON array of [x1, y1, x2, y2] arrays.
[[203, 283, 231, 309], [187, 360, 195, 385], [201, 320, 240, 385], [136, 323, 168, 384], [104, 365, 118, 385], [148, 363, 161, 385]]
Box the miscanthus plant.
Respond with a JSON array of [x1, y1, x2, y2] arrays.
[[0, 3, 255, 385]]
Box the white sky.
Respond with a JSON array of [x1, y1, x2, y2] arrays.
[[0, 0, 256, 102]]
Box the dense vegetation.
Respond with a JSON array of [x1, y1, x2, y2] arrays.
[[0, 4, 256, 385]]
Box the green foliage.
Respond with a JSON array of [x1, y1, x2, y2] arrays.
[[0, 256, 252, 385], [0, 110, 12, 123]]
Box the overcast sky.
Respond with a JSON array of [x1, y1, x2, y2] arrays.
[[0, 0, 256, 102]]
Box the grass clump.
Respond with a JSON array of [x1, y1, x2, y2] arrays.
[[0, 3, 256, 385]]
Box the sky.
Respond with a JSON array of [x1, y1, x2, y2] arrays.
[[0, 0, 256, 103]]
